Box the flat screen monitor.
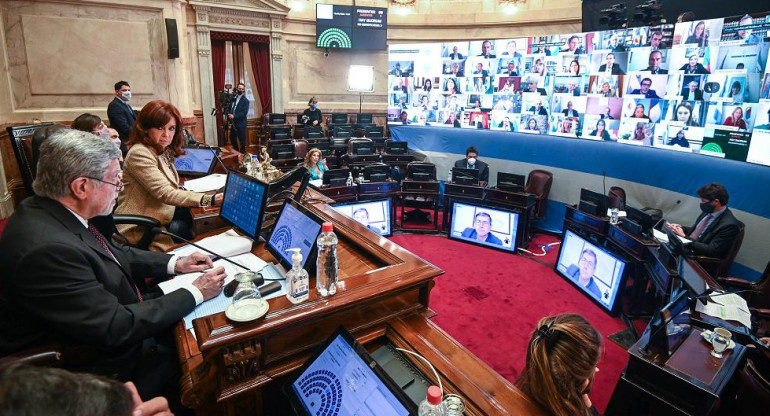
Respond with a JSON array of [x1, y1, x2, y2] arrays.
[[642, 289, 692, 357], [271, 143, 296, 159], [323, 168, 350, 186], [449, 200, 519, 253], [408, 164, 434, 181], [496, 172, 526, 192], [357, 113, 374, 124], [352, 141, 374, 155], [219, 171, 269, 241], [332, 198, 392, 237], [677, 257, 709, 305], [451, 167, 479, 185], [268, 113, 287, 125], [333, 126, 352, 138], [385, 141, 407, 154], [315, 5, 388, 50], [624, 204, 653, 235], [555, 229, 628, 315], [270, 126, 292, 138], [285, 326, 414, 416], [644, 246, 674, 296], [365, 125, 384, 138], [363, 164, 390, 182], [267, 199, 324, 271], [312, 142, 332, 156], [174, 147, 220, 178], [331, 113, 349, 124], [306, 131, 323, 139], [579, 188, 608, 216]]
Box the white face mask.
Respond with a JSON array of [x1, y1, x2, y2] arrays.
[[121, 91, 132, 101], [98, 129, 110, 140], [467, 157, 477, 165]]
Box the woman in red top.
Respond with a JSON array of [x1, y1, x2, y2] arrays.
[[723, 107, 747, 129]]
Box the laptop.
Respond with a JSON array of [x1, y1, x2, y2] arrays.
[[284, 326, 417, 416], [174, 147, 220, 178]]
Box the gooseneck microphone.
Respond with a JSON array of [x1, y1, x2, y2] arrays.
[[152, 227, 250, 271]]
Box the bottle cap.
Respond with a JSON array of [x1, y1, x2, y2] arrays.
[[427, 385, 442, 405], [322, 222, 334, 233]]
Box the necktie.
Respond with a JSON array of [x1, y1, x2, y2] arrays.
[[689, 214, 713, 240], [87, 223, 143, 302]]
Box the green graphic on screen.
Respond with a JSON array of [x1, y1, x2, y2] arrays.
[[317, 28, 352, 48], [701, 143, 723, 153]]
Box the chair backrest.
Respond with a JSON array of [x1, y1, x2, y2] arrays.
[[293, 139, 309, 159], [406, 162, 436, 181], [735, 358, 770, 415], [7, 123, 56, 196], [715, 224, 745, 278], [525, 169, 553, 219], [608, 186, 626, 210]]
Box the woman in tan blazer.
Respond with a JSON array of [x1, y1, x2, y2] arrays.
[[116, 100, 223, 251]]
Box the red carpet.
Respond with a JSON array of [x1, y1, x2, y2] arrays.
[[390, 233, 628, 413]]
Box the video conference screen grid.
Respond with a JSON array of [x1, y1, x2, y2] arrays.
[[387, 12, 770, 167], [555, 230, 627, 314], [331, 199, 392, 236], [449, 202, 519, 252]]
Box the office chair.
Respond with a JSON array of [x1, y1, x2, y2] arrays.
[[525, 169, 553, 220], [293, 139, 309, 160], [608, 186, 626, 210], [690, 224, 745, 280], [732, 358, 770, 415]]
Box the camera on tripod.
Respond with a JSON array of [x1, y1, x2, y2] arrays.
[[217, 83, 237, 109]]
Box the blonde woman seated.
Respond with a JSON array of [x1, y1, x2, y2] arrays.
[[516, 313, 603, 416], [303, 147, 328, 180], [116, 100, 223, 251]]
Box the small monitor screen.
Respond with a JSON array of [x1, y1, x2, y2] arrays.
[[289, 330, 411, 416], [267, 200, 323, 270], [331, 113, 349, 124], [497, 172, 526, 191], [449, 201, 519, 252], [677, 257, 708, 302], [555, 229, 627, 314], [385, 141, 408, 154], [332, 199, 392, 236], [323, 168, 351, 186], [174, 147, 219, 177], [219, 171, 268, 241], [451, 167, 479, 185]]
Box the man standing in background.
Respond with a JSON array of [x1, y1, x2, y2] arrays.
[[226, 82, 249, 154], [107, 80, 137, 156]]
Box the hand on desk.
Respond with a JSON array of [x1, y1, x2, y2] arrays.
[[666, 222, 685, 237], [192, 266, 227, 300], [175, 252, 214, 273], [125, 381, 174, 416]]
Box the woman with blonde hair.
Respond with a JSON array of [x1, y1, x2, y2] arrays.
[[303, 147, 327, 180], [516, 313, 602, 416]]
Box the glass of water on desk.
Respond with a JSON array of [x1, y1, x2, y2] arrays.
[[710, 327, 731, 358]]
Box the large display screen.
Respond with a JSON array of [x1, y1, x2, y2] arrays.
[[332, 199, 392, 237], [316, 4, 387, 50], [387, 12, 770, 167], [555, 230, 628, 315], [449, 201, 519, 252]]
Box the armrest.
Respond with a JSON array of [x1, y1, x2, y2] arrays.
[[750, 308, 770, 319], [113, 214, 161, 228], [718, 276, 756, 289], [0, 345, 61, 372], [688, 254, 720, 264]]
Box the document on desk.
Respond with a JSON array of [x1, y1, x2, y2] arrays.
[[170, 229, 252, 259], [695, 293, 752, 328], [183, 173, 227, 192], [652, 228, 692, 245], [159, 253, 287, 332]]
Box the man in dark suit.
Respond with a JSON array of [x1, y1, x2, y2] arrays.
[[353, 208, 382, 235], [226, 82, 249, 154], [107, 80, 137, 156], [461, 212, 502, 245], [562, 101, 579, 117], [683, 80, 704, 100], [598, 53, 625, 75], [565, 249, 602, 299], [478, 40, 496, 58], [643, 50, 668, 74], [453, 145, 489, 184], [448, 45, 464, 60], [629, 77, 662, 99], [666, 183, 743, 258], [0, 130, 227, 407]]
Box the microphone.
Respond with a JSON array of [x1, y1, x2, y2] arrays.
[[152, 227, 250, 272], [196, 142, 229, 173], [602, 170, 607, 196], [692, 288, 761, 301]]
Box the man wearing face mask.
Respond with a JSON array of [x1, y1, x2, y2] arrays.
[[666, 183, 743, 258], [107, 80, 137, 156], [226, 82, 249, 154], [453, 146, 489, 185]]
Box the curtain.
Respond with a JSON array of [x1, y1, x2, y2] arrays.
[[211, 39, 227, 141], [248, 41, 272, 114], [232, 42, 244, 87]]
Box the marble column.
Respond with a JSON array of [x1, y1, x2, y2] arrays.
[[270, 17, 283, 114], [192, 6, 217, 145]]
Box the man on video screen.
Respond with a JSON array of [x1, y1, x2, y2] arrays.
[[353, 207, 382, 235], [566, 249, 602, 298], [461, 212, 502, 245]]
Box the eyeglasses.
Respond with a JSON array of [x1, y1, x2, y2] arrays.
[[87, 177, 125, 192], [475, 219, 491, 226], [641, 83, 651, 87]]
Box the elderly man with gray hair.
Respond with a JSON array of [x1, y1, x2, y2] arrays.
[[0, 129, 226, 412]]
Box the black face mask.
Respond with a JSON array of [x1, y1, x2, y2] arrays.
[[700, 200, 715, 214], [237, 90, 244, 95]]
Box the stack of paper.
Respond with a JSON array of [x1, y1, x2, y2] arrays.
[[183, 173, 227, 192], [695, 292, 752, 328], [171, 229, 252, 258]]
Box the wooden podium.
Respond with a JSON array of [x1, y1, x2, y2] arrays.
[[174, 198, 547, 415]]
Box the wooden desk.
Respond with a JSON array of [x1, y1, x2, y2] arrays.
[[310, 183, 358, 203], [606, 328, 746, 416], [607, 223, 659, 262], [399, 180, 440, 231], [563, 204, 610, 244], [442, 182, 486, 230]]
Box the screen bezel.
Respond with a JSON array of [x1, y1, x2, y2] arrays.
[[219, 171, 269, 241], [174, 147, 220, 178], [322, 168, 351, 186], [283, 326, 417, 415], [451, 167, 480, 185], [331, 198, 393, 237], [497, 172, 526, 188], [352, 141, 374, 155], [553, 229, 629, 316], [447, 199, 521, 254], [385, 141, 408, 154], [266, 198, 324, 271]]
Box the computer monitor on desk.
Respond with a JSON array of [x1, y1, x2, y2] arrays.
[[365, 125, 384, 138], [451, 167, 479, 185], [356, 113, 373, 124], [266, 199, 323, 272], [364, 163, 390, 182], [623, 205, 653, 238], [579, 188, 608, 216], [408, 164, 435, 181], [271, 143, 296, 160], [385, 141, 407, 154], [496, 172, 526, 193], [270, 126, 292, 140], [352, 141, 374, 155], [219, 171, 269, 241], [268, 113, 286, 125], [331, 113, 348, 124], [174, 147, 220, 178], [322, 168, 350, 187]]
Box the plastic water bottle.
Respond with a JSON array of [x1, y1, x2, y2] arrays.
[[358, 171, 365, 184], [316, 223, 338, 297], [418, 386, 446, 416], [250, 154, 259, 176], [346, 172, 354, 187], [610, 207, 619, 225], [447, 170, 453, 183]]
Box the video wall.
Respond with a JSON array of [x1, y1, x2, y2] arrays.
[[387, 12, 770, 167]]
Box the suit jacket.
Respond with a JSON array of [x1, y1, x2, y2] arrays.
[[116, 143, 204, 251], [107, 97, 137, 154], [565, 265, 602, 298], [630, 89, 661, 99], [454, 158, 489, 183], [227, 95, 249, 133], [461, 227, 503, 245], [598, 63, 625, 75], [683, 208, 742, 258], [643, 67, 668, 74], [0, 196, 195, 378], [682, 89, 704, 101]]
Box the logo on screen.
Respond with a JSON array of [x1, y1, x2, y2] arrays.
[[271, 226, 293, 253], [318, 28, 352, 48], [701, 142, 723, 153], [296, 370, 343, 415]]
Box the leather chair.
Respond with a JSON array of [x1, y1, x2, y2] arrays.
[[719, 260, 770, 310], [732, 358, 770, 415], [608, 186, 626, 210], [525, 169, 553, 220], [293, 139, 309, 160], [690, 224, 745, 279]]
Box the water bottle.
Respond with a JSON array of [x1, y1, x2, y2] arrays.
[[610, 207, 619, 225], [447, 170, 453, 183], [358, 171, 365, 184], [418, 386, 446, 416], [250, 154, 260, 176], [346, 172, 354, 187], [316, 222, 338, 297]]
